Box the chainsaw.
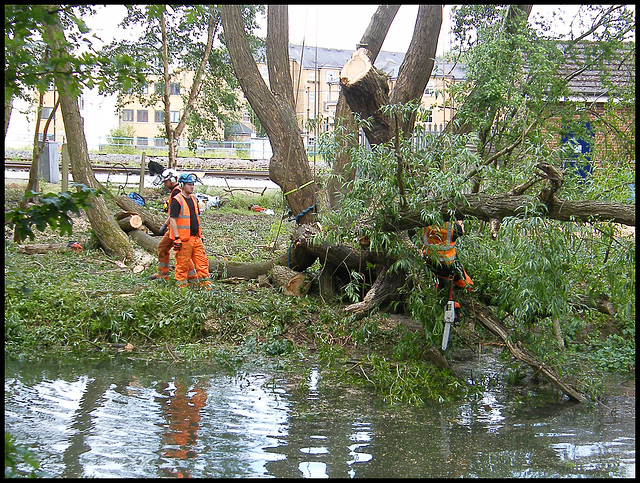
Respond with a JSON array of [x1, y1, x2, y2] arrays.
[[441, 277, 455, 351]]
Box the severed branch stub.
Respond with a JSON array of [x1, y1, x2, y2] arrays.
[[536, 162, 564, 207], [340, 48, 393, 145]]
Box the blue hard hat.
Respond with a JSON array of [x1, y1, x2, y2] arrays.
[[178, 173, 198, 184]]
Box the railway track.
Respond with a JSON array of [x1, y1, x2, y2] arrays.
[[4, 160, 271, 179]]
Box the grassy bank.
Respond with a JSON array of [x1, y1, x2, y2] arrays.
[[4, 180, 634, 404]]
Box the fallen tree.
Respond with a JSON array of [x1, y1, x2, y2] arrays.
[[126, 229, 285, 280]]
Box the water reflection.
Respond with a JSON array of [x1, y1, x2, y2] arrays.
[[156, 379, 209, 477], [4, 355, 635, 478]]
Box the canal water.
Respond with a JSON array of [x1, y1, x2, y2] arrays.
[[4, 353, 635, 478]]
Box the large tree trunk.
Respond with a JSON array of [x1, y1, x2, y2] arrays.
[[378, 193, 636, 228], [328, 5, 401, 208], [115, 194, 167, 234], [340, 5, 442, 146], [42, 7, 133, 260], [221, 5, 316, 228], [127, 229, 286, 279]]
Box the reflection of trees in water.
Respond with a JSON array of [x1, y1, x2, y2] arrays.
[[156, 378, 209, 477]]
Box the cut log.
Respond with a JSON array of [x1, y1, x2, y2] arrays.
[[117, 214, 143, 232], [115, 195, 166, 235], [18, 243, 67, 254], [271, 265, 310, 296], [458, 294, 586, 402]]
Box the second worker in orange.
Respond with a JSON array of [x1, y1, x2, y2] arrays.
[[168, 173, 211, 289]]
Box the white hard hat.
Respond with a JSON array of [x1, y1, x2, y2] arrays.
[[153, 168, 180, 186]]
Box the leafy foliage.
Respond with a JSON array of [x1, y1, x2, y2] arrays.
[[98, 5, 265, 147], [5, 431, 46, 478], [4, 184, 100, 242], [5, 5, 146, 105]]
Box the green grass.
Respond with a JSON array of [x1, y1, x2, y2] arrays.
[[4, 180, 634, 404]]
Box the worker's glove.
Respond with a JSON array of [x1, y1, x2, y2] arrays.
[[173, 239, 182, 251], [159, 222, 168, 235]]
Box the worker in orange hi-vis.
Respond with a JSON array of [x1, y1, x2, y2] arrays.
[[168, 173, 211, 289], [150, 169, 197, 282], [422, 220, 474, 292]]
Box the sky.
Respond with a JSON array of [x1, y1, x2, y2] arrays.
[[84, 5, 595, 56]]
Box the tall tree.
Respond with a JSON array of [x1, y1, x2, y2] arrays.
[[41, 5, 133, 260], [221, 5, 317, 237], [101, 5, 263, 167]]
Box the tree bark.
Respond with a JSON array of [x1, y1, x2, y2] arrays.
[[328, 5, 400, 208], [42, 7, 133, 260], [127, 229, 287, 280], [340, 48, 392, 145], [18, 243, 68, 254], [271, 265, 310, 296], [389, 4, 442, 137], [221, 5, 316, 226], [4, 96, 12, 138], [340, 5, 442, 146], [117, 214, 143, 232], [377, 194, 635, 229], [115, 194, 167, 234]]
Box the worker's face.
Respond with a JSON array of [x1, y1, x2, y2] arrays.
[[181, 182, 195, 195], [163, 179, 175, 191]]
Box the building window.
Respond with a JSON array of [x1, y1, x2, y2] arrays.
[[308, 71, 316, 82], [326, 71, 337, 83], [137, 110, 148, 122], [141, 83, 148, 95], [169, 83, 180, 95], [40, 107, 54, 120], [425, 81, 435, 96], [154, 82, 162, 95], [78, 95, 84, 110], [170, 111, 180, 123], [154, 138, 165, 147], [122, 109, 134, 122], [136, 137, 148, 146], [154, 110, 165, 123]]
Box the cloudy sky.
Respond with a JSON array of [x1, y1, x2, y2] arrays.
[[83, 5, 589, 56]]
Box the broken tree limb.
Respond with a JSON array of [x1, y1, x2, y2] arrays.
[[458, 294, 586, 402], [340, 48, 393, 145], [18, 243, 68, 254]]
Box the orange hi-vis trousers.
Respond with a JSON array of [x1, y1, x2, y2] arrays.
[[155, 232, 196, 281], [174, 235, 210, 288]]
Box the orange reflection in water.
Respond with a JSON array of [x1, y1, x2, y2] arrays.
[[158, 379, 208, 474]]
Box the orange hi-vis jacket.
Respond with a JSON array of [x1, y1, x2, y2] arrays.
[[169, 193, 202, 241], [422, 223, 456, 266]]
